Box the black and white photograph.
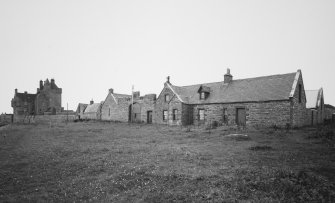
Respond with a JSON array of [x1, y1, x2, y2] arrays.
[[1, 0, 335, 202]]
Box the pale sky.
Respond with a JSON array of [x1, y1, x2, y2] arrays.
[[1, 0, 334, 113]]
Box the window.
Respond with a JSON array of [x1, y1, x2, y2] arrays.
[[198, 109, 205, 121], [163, 110, 168, 121], [108, 108, 110, 116], [223, 108, 228, 123], [173, 109, 178, 120], [200, 92, 206, 100], [165, 94, 170, 102], [298, 84, 302, 103]]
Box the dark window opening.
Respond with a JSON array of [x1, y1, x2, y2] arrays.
[[108, 108, 110, 116]]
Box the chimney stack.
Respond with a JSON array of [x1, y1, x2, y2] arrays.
[[39, 80, 43, 90], [167, 76, 170, 84], [109, 88, 114, 94], [15, 89, 18, 94], [24, 91, 27, 94], [224, 68, 233, 84], [90, 100, 94, 105], [51, 78, 55, 84]]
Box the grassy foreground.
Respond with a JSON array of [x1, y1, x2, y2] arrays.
[[0, 122, 335, 202]]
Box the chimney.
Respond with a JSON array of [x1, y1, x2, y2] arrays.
[[24, 91, 27, 95], [109, 88, 114, 94], [133, 91, 140, 99], [15, 89, 18, 94], [39, 80, 43, 90], [90, 100, 94, 105], [167, 76, 170, 84], [51, 78, 55, 84], [224, 68, 233, 84]]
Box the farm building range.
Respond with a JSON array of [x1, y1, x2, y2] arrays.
[[75, 69, 333, 128], [9, 70, 333, 127]]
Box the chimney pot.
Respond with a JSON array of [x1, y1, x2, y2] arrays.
[[109, 88, 114, 94], [224, 68, 233, 84]]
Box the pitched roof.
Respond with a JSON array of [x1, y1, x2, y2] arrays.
[[305, 88, 323, 109], [113, 93, 131, 99], [168, 72, 297, 104], [84, 103, 101, 113]]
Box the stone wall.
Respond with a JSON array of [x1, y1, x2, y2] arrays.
[[290, 72, 309, 127], [101, 96, 130, 122], [0, 114, 13, 124], [139, 94, 156, 123], [13, 114, 75, 124], [192, 100, 292, 128], [153, 85, 182, 125]]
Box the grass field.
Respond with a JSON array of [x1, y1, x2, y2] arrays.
[[0, 122, 335, 202]]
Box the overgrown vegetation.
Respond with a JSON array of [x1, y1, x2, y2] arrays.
[[0, 122, 334, 202]]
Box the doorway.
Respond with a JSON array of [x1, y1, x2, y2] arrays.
[[236, 108, 246, 126], [147, 111, 153, 123]]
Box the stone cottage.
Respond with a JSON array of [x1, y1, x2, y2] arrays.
[[82, 100, 102, 120], [75, 103, 88, 120], [11, 79, 62, 116], [153, 69, 308, 128], [100, 88, 156, 123], [305, 88, 324, 125]]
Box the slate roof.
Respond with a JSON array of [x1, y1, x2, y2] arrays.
[[168, 72, 298, 104], [113, 93, 131, 99], [305, 89, 323, 109], [76, 103, 88, 112], [84, 103, 101, 113]]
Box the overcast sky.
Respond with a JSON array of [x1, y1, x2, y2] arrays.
[[1, 0, 334, 113]]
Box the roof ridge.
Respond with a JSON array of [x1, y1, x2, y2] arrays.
[[171, 72, 296, 88]]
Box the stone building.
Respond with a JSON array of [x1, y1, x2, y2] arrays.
[[75, 103, 88, 119], [305, 88, 324, 125], [35, 79, 62, 115], [11, 90, 37, 115], [11, 79, 62, 116], [324, 104, 335, 123], [82, 100, 102, 120], [100, 88, 156, 123], [153, 69, 308, 128]]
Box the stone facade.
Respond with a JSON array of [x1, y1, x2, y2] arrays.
[[153, 84, 183, 125], [11, 79, 62, 116], [82, 101, 102, 120], [101, 88, 156, 123], [35, 79, 62, 115], [75, 103, 88, 119], [11, 90, 36, 115], [191, 100, 292, 127], [153, 70, 310, 128]]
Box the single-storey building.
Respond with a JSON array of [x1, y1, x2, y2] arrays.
[[82, 100, 102, 120], [75, 103, 88, 120], [100, 88, 156, 123], [153, 69, 308, 128], [305, 88, 324, 125]]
